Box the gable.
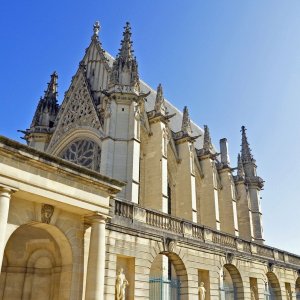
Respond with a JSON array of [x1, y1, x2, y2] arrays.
[[82, 39, 111, 94], [47, 68, 103, 154]]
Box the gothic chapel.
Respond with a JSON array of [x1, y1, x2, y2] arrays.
[[0, 21, 300, 300]]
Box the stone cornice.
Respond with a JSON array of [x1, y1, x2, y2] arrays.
[[0, 135, 124, 194]]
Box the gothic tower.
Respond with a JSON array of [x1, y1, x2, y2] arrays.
[[100, 22, 144, 201], [23, 72, 59, 151], [240, 126, 264, 243]]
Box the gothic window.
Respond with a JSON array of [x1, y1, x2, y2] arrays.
[[60, 139, 101, 171]]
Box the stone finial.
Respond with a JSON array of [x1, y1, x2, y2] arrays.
[[92, 21, 100, 38], [241, 126, 254, 163], [237, 153, 245, 178], [203, 125, 212, 151], [181, 106, 192, 135], [154, 83, 166, 115]]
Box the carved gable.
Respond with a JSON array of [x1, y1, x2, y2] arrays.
[[47, 68, 103, 153]]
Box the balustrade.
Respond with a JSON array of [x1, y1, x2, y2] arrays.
[[212, 232, 236, 248], [113, 199, 300, 267]]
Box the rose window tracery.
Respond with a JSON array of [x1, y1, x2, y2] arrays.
[[60, 139, 101, 171]]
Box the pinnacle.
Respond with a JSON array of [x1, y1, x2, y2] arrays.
[[181, 106, 192, 135], [154, 83, 166, 114], [118, 21, 134, 59], [203, 125, 212, 151], [45, 71, 58, 100], [237, 153, 245, 178], [241, 125, 254, 163]]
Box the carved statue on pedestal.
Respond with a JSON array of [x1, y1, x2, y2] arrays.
[[251, 285, 258, 300], [115, 268, 129, 300], [198, 282, 206, 300]]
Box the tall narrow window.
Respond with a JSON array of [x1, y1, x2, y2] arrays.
[[168, 184, 172, 215]]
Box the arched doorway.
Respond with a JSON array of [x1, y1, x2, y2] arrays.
[[0, 223, 72, 300], [220, 264, 244, 300], [149, 251, 188, 300], [296, 277, 300, 299], [264, 272, 282, 300]]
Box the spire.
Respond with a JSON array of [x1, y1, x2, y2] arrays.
[[30, 72, 59, 129], [203, 125, 213, 151], [154, 83, 167, 115], [237, 153, 245, 178], [181, 106, 192, 135], [92, 21, 100, 40], [119, 22, 133, 60], [241, 126, 254, 163], [109, 22, 139, 91], [44, 71, 58, 101]]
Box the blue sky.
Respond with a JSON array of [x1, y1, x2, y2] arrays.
[[1, 1, 300, 253]]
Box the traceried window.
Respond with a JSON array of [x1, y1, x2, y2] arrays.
[[60, 139, 101, 171]]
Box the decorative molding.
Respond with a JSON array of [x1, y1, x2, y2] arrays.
[[48, 69, 102, 152]]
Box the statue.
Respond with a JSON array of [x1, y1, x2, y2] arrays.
[[198, 282, 206, 300], [115, 268, 129, 300], [251, 285, 258, 300], [93, 21, 100, 36]]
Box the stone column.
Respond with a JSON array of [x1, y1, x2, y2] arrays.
[[0, 187, 13, 271], [85, 213, 107, 300]]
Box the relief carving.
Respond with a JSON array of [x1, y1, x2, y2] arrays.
[[41, 204, 54, 224]]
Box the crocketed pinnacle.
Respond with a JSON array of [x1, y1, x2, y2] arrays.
[[241, 126, 254, 163], [109, 22, 139, 89], [30, 72, 59, 128], [237, 153, 245, 178], [154, 83, 166, 115], [203, 125, 212, 151], [118, 22, 133, 59], [181, 106, 192, 135], [44, 71, 58, 101]]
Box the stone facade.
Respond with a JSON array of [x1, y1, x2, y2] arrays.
[[1, 21, 300, 299]]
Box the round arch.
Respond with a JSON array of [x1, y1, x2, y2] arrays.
[[1, 223, 73, 300], [222, 264, 244, 300], [296, 277, 300, 298], [149, 249, 189, 300], [266, 271, 282, 299]]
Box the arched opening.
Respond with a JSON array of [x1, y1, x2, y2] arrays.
[[296, 277, 300, 299], [0, 223, 72, 300], [149, 251, 188, 300], [220, 264, 244, 300], [265, 272, 282, 300]]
